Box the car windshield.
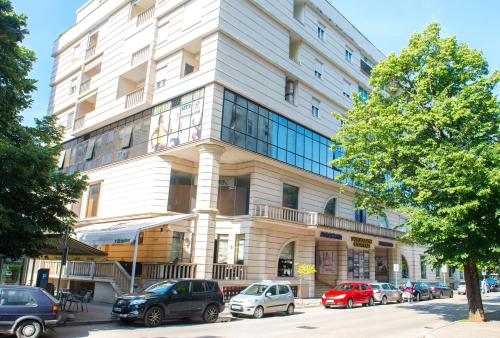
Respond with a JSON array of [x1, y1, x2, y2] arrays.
[[371, 284, 381, 290], [333, 284, 353, 291], [144, 282, 174, 294], [241, 284, 269, 296]]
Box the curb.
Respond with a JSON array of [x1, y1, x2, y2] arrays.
[[63, 319, 118, 327]]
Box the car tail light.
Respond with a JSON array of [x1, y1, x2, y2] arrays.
[[52, 305, 60, 314], [217, 290, 224, 298]]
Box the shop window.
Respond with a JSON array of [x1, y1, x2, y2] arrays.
[[348, 249, 370, 280], [170, 231, 184, 262], [355, 209, 367, 223], [217, 175, 250, 216], [282, 183, 299, 210], [420, 256, 427, 279], [401, 255, 409, 279], [235, 234, 245, 265], [214, 234, 229, 264], [324, 198, 336, 216], [278, 242, 294, 277], [168, 170, 197, 213]]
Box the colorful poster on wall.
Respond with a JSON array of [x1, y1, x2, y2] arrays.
[[317, 251, 337, 275], [148, 89, 204, 153]]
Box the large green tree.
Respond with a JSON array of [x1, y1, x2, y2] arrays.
[[333, 23, 499, 321], [0, 0, 86, 258]]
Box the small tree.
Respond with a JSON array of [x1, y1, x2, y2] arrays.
[[333, 23, 499, 322], [296, 263, 316, 300]]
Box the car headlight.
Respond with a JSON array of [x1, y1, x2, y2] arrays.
[[129, 299, 147, 306], [333, 294, 346, 300], [322, 294, 326, 299]]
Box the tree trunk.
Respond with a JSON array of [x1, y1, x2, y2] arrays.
[[463, 260, 485, 322]]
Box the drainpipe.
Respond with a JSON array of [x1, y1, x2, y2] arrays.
[[130, 231, 140, 294]]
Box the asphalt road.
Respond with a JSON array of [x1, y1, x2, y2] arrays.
[[41, 293, 499, 338]]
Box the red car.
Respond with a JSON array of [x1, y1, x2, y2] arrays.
[[322, 282, 375, 309]]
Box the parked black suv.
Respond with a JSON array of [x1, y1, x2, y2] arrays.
[[111, 280, 225, 327]]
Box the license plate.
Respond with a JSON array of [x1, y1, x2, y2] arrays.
[[113, 307, 122, 313], [326, 300, 334, 304], [231, 304, 243, 311]]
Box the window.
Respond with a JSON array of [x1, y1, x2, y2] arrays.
[[285, 78, 296, 104], [119, 125, 133, 149], [361, 284, 368, 290], [66, 112, 75, 129], [401, 255, 409, 279], [85, 182, 101, 218], [0, 290, 37, 306], [192, 281, 206, 293], [355, 209, 367, 223], [168, 170, 197, 213], [314, 59, 323, 79], [278, 242, 294, 277], [171, 232, 184, 262], [293, 0, 305, 22], [85, 138, 96, 160], [421, 256, 427, 279], [217, 175, 250, 216], [235, 234, 245, 264], [282, 183, 299, 210], [379, 215, 389, 228], [435, 266, 441, 278], [382, 284, 390, 290], [69, 78, 78, 95], [358, 86, 369, 102], [73, 43, 81, 61], [360, 54, 374, 76], [311, 97, 320, 118], [342, 79, 351, 98], [449, 267, 455, 277], [267, 285, 278, 296], [317, 22, 325, 41], [156, 66, 168, 89], [347, 249, 370, 279], [278, 285, 290, 294], [289, 36, 301, 63], [172, 281, 190, 297], [215, 234, 229, 264], [324, 198, 336, 216], [345, 47, 352, 63], [181, 49, 200, 77]]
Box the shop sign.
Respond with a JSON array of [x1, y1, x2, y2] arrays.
[[320, 231, 342, 240], [378, 241, 394, 248], [351, 236, 372, 248]]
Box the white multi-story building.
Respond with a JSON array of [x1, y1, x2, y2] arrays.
[[32, 0, 462, 301]]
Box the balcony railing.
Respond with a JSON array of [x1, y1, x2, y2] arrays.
[[360, 59, 373, 76], [79, 79, 91, 94], [136, 6, 155, 26], [130, 46, 149, 67], [125, 88, 144, 109], [73, 116, 85, 132], [85, 45, 96, 60], [141, 263, 197, 280], [253, 204, 402, 239], [212, 264, 248, 281]]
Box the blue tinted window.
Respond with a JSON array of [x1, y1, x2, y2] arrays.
[[304, 137, 312, 159], [278, 125, 287, 148], [287, 130, 296, 152], [312, 140, 320, 162], [296, 133, 304, 156]]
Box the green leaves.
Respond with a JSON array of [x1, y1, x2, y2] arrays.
[[333, 23, 499, 267], [0, 0, 87, 258]]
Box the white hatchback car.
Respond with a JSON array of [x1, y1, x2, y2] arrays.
[[229, 282, 295, 318], [457, 282, 466, 295]]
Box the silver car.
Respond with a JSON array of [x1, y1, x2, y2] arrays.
[[371, 283, 402, 304], [229, 282, 295, 318]]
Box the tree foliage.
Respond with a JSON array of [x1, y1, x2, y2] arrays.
[[0, 0, 87, 258], [333, 23, 499, 320]]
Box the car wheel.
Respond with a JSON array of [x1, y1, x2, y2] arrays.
[[253, 306, 264, 319], [368, 297, 374, 306], [346, 298, 353, 309], [15, 320, 42, 338], [381, 296, 388, 305], [203, 304, 220, 323], [416, 293, 420, 302], [286, 304, 295, 315], [144, 306, 163, 327]]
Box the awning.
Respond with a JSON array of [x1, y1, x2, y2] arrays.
[[75, 214, 193, 245], [41, 234, 107, 256]]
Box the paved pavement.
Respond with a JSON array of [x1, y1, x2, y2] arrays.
[[38, 293, 499, 338]]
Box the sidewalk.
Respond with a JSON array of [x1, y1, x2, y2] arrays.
[[428, 310, 500, 338]]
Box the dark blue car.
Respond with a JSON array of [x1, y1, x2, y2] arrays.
[[0, 286, 61, 338]]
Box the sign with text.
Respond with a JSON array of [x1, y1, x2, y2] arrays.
[[378, 241, 394, 248], [393, 263, 399, 272], [320, 231, 342, 240], [351, 236, 372, 248]]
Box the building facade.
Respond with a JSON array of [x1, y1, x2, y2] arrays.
[[33, 0, 463, 301]]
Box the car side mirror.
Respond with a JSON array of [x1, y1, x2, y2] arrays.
[[265, 292, 272, 297]]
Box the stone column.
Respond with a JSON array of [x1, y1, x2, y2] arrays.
[[337, 242, 348, 282], [369, 248, 376, 281], [192, 144, 224, 279]]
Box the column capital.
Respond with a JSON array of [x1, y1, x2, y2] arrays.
[[196, 143, 225, 155]]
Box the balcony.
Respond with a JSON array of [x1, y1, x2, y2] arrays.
[[141, 263, 197, 280], [125, 87, 144, 109], [73, 116, 85, 132], [253, 204, 402, 239], [360, 59, 373, 76], [79, 79, 91, 94], [136, 6, 155, 26], [213, 264, 248, 281], [85, 45, 96, 60], [130, 46, 149, 67]]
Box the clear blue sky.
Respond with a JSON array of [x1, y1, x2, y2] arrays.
[[12, 0, 500, 126]]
